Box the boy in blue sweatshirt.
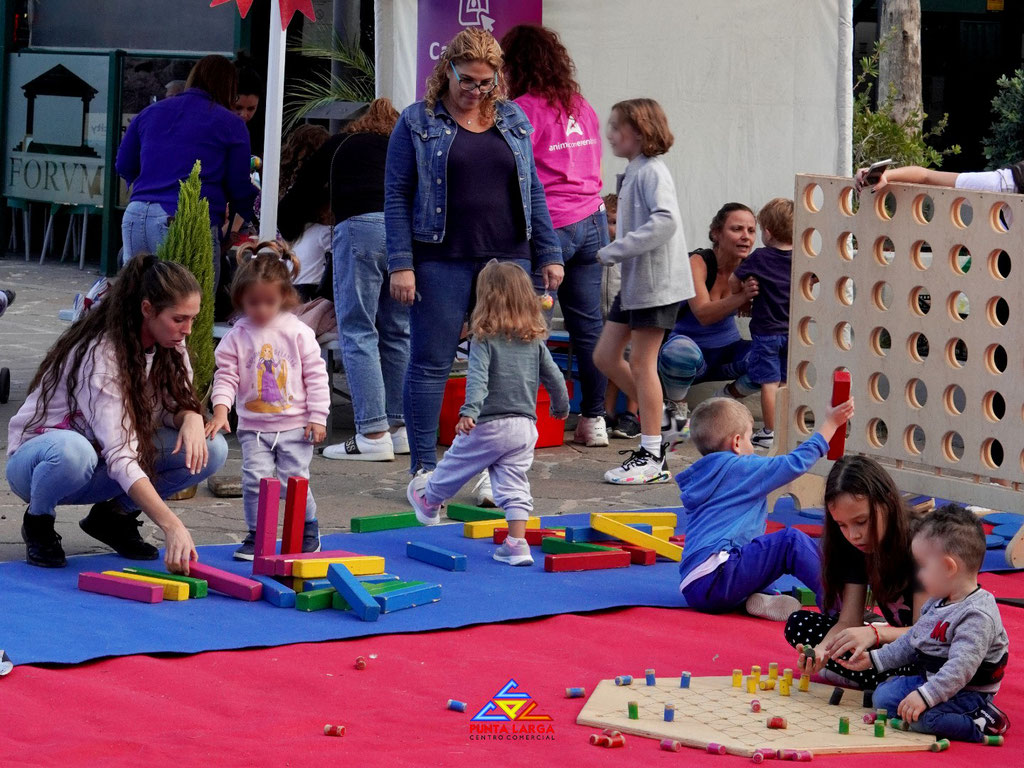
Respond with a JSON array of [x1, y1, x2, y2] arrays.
[[678, 396, 854, 621]]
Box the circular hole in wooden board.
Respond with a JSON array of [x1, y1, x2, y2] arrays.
[[795, 406, 815, 436], [833, 322, 854, 351], [876, 192, 897, 221], [906, 378, 927, 409], [797, 317, 819, 346], [990, 201, 1012, 233], [799, 273, 820, 301], [868, 372, 890, 403], [801, 228, 822, 257], [949, 245, 971, 275], [951, 198, 973, 229], [839, 186, 859, 216], [943, 384, 965, 416], [987, 296, 1009, 328], [912, 193, 934, 225], [942, 431, 965, 462], [947, 291, 970, 322], [803, 183, 824, 213], [989, 249, 1011, 280], [866, 418, 888, 448], [983, 391, 1006, 422], [874, 237, 895, 266], [982, 438, 1005, 470], [872, 281, 892, 311], [909, 286, 930, 316], [835, 276, 855, 306], [907, 332, 929, 363], [870, 327, 891, 357], [837, 232, 857, 261], [985, 344, 1007, 375], [903, 425, 926, 456], [945, 338, 968, 369], [796, 361, 817, 390]]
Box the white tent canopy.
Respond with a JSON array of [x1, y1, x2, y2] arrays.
[[375, 0, 851, 245]]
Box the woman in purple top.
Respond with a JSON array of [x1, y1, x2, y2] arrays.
[[116, 55, 256, 281], [501, 25, 609, 448], [657, 203, 760, 424]]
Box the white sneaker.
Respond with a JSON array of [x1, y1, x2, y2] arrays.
[[472, 471, 496, 507], [745, 593, 801, 621], [492, 537, 534, 566], [752, 428, 775, 450], [603, 445, 670, 484], [391, 426, 410, 455], [323, 434, 395, 461], [407, 477, 442, 526], [574, 416, 609, 447]]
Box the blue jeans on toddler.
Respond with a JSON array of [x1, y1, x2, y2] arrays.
[[237, 428, 316, 531], [333, 214, 409, 435], [681, 528, 822, 612], [7, 428, 228, 516], [747, 334, 788, 385], [873, 674, 988, 742]]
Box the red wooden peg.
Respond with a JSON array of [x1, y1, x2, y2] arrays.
[[828, 370, 852, 460], [281, 477, 309, 555]]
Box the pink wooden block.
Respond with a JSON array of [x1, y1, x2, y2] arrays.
[[186, 562, 263, 601], [281, 477, 308, 555], [254, 477, 281, 560], [78, 572, 163, 603], [255, 550, 361, 577]]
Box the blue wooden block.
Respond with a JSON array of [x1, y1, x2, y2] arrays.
[[992, 523, 1023, 539], [357, 573, 401, 583], [406, 541, 467, 571], [373, 583, 442, 613], [564, 523, 653, 543], [253, 575, 296, 608], [986, 534, 1005, 549], [983, 512, 1024, 528], [797, 507, 826, 521], [326, 563, 381, 621], [302, 578, 331, 592]]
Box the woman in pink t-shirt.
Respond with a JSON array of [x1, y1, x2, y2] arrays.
[[502, 25, 610, 448]]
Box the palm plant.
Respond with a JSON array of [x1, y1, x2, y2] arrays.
[[285, 33, 375, 131]]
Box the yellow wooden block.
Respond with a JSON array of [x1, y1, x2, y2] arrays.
[[590, 514, 683, 561], [650, 526, 673, 541], [291, 556, 386, 579], [102, 570, 189, 601], [462, 517, 541, 539], [600, 512, 678, 528]]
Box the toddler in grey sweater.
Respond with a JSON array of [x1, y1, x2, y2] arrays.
[[843, 504, 1009, 742]]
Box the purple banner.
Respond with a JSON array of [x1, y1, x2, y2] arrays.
[[416, 0, 543, 98]]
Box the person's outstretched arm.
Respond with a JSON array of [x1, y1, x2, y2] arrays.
[[854, 165, 958, 194]]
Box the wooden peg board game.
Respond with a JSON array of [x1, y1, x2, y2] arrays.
[[576, 675, 936, 757], [778, 175, 1024, 511]]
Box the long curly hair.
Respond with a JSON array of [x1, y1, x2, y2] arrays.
[[346, 97, 400, 137], [469, 261, 547, 343], [280, 124, 329, 198], [24, 256, 202, 477], [423, 28, 506, 123], [821, 456, 918, 613], [500, 25, 581, 119]]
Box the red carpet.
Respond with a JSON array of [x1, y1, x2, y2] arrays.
[[1, 606, 1020, 768]]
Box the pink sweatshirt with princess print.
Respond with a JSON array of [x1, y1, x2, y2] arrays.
[[7, 339, 193, 494], [210, 312, 330, 432]]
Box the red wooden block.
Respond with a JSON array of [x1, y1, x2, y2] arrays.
[[612, 543, 658, 565], [544, 551, 631, 573], [765, 520, 785, 534], [78, 572, 163, 603], [254, 477, 281, 560], [186, 562, 263, 601], [281, 477, 308, 555], [669, 535, 686, 545], [792, 523, 823, 538], [827, 370, 851, 460], [259, 550, 362, 577], [492, 528, 564, 545]]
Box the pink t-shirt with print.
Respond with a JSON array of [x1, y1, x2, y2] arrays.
[[516, 92, 604, 229]]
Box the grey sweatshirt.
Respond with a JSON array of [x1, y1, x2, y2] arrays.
[[459, 336, 570, 424], [596, 155, 695, 310], [869, 588, 1009, 708]]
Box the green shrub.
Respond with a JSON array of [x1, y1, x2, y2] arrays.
[[982, 69, 1024, 170], [156, 160, 215, 400]]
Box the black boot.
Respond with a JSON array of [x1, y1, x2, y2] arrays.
[[79, 500, 159, 560], [21, 511, 67, 567]]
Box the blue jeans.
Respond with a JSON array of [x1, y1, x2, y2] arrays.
[[121, 201, 222, 285], [536, 208, 609, 417], [682, 528, 822, 613], [873, 674, 987, 742], [405, 256, 531, 473], [659, 336, 755, 401], [7, 428, 228, 517], [333, 214, 410, 435]]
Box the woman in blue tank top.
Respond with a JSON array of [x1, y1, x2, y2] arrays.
[[658, 203, 759, 417]]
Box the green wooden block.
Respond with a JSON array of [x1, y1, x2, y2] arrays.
[[296, 587, 336, 611], [541, 538, 619, 555], [445, 503, 506, 522], [122, 566, 208, 598], [792, 586, 817, 606], [350, 511, 423, 533], [331, 580, 425, 611]]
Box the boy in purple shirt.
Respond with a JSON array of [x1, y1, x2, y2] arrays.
[[732, 198, 794, 449]]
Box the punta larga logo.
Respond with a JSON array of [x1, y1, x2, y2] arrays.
[[469, 679, 554, 741]]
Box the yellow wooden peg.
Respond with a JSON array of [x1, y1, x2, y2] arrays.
[[599, 512, 678, 528], [463, 517, 541, 539], [590, 514, 683, 561], [102, 570, 189, 601], [291, 556, 386, 579], [650, 526, 673, 541]]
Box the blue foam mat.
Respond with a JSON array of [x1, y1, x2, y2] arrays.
[[5, 513, 706, 666]]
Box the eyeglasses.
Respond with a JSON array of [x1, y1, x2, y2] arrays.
[[450, 62, 497, 93]]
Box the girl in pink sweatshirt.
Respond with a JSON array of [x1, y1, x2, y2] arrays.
[[206, 242, 331, 560]]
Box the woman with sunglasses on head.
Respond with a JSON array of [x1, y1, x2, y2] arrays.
[[385, 28, 562, 503]]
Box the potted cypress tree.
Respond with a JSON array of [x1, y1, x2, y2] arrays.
[[157, 160, 216, 499]]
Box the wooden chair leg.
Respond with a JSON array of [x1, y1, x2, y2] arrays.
[[79, 212, 89, 270], [22, 207, 30, 261]]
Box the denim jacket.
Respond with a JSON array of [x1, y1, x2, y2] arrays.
[[384, 99, 562, 273]]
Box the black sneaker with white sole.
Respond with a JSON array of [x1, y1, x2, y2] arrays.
[[610, 411, 640, 439], [234, 531, 256, 561], [302, 519, 322, 553]]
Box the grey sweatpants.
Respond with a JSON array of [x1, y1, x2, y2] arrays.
[[237, 427, 317, 531], [424, 416, 537, 521]]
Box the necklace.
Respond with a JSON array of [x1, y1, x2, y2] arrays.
[[444, 96, 477, 127]]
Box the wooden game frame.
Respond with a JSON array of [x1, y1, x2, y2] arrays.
[[773, 175, 1023, 517]]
